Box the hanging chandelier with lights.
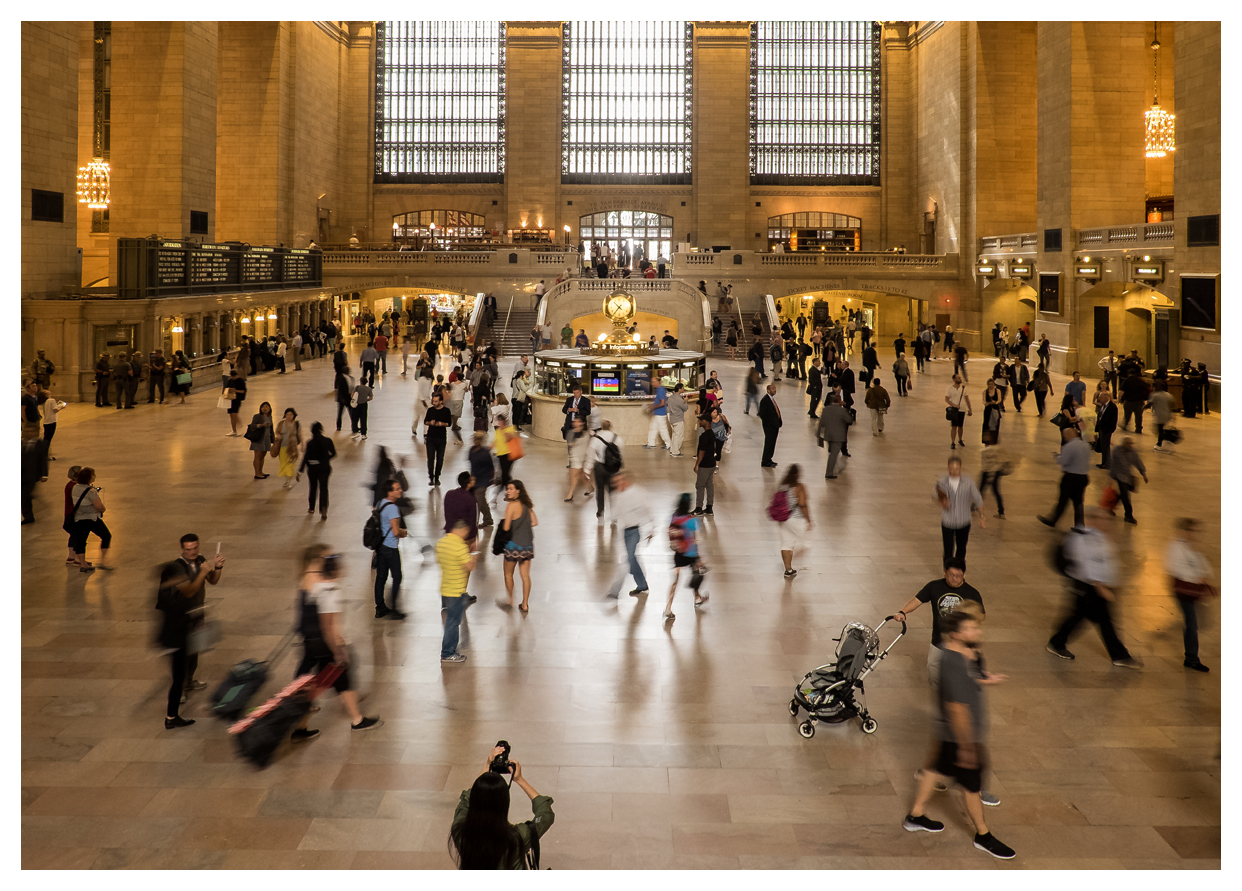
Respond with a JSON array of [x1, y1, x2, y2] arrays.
[[1144, 23, 1175, 159], [77, 158, 111, 209]]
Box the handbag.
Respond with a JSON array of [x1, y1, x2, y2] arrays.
[[175, 372, 192, 385], [63, 487, 93, 533], [1173, 579, 1214, 600], [217, 393, 230, 409], [187, 609, 222, 655], [505, 430, 524, 460]]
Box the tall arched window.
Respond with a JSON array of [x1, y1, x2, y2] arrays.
[[580, 210, 674, 267], [392, 210, 488, 250]]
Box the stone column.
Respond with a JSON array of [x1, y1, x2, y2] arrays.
[[692, 22, 750, 250], [504, 23, 562, 235]]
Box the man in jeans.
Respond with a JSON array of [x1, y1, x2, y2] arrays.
[[374, 479, 407, 620], [359, 340, 379, 387], [1038, 426, 1092, 528], [606, 471, 654, 599], [437, 519, 477, 663]]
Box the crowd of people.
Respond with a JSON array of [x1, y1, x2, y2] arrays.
[[23, 301, 1219, 868]]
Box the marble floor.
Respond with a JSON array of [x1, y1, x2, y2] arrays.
[[21, 339, 1220, 869]]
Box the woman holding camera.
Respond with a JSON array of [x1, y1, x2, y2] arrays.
[[450, 745, 555, 869]]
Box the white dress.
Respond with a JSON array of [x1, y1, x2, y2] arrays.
[[415, 375, 432, 408]]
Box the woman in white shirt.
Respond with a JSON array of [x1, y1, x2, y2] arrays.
[[1166, 518, 1215, 672]]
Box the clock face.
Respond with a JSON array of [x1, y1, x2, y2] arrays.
[[604, 292, 634, 322]]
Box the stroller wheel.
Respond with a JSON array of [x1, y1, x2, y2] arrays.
[[789, 698, 800, 717], [861, 717, 878, 734], [798, 720, 816, 739]]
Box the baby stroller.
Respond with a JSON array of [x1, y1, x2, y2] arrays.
[[789, 616, 906, 738]]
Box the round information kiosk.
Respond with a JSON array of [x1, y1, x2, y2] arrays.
[[529, 289, 707, 442]]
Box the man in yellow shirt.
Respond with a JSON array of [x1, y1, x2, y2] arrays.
[[436, 520, 477, 664]]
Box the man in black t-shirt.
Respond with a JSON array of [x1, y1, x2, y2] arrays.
[[423, 391, 452, 487], [692, 415, 717, 515], [892, 555, 998, 806], [158, 534, 224, 728]]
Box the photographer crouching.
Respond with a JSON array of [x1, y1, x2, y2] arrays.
[[449, 742, 554, 869]]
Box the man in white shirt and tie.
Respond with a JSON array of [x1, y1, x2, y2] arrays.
[[1097, 350, 1119, 398]]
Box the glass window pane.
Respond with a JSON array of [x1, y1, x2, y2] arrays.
[[374, 22, 505, 182], [750, 21, 880, 186]]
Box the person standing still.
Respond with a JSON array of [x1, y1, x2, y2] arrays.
[[1037, 426, 1092, 528], [692, 416, 717, 515], [374, 479, 408, 620], [147, 349, 167, 404], [807, 358, 825, 417], [1094, 390, 1118, 469], [936, 456, 985, 563], [156, 535, 225, 729], [350, 376, 373, 441], [299, 422, 336, 519], [1166, 518, 1215, 672], [758, 384, 783, 468], [424, 391, 452, 486], [666, 383, 689, 457], [437, 520, 477, 663], [902, 611, 1014, 859], [945, 374, 972, 449]]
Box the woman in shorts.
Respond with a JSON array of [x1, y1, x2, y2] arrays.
[[501, 480, 538, 612]]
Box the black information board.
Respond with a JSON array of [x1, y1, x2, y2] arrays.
[[118, 238, 321, 299]]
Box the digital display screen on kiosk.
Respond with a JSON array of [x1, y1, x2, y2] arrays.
[[592, 377, 620, 394]]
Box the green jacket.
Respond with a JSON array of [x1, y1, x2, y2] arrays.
[[451, 789, 555, 869]]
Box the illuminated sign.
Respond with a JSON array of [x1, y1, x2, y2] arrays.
[[592, 377, 620, 394], [1009, 264, 1032, 279], [976, 264, 996, 275], [1075, 265, 1100, 278]]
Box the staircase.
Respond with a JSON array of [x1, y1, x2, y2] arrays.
[[481, 309, 539, 357], [706, 309, 770, 358]]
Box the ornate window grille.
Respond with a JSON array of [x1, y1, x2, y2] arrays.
[[750, 21, 881, 186], [561, 21, 692, 184], [374, 21, 506, 183]]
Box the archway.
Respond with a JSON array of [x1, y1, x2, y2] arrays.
[[1075, 281, 1175, 368], [579, 210, 673, 270], [776, 289, 927, 353], [981, 279, 1037, 352]]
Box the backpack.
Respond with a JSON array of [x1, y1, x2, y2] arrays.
[[767, 488, 792, 523], [362, 504, 386, 550], [602, 437, 623, 474], [668, 517, 691, 554]]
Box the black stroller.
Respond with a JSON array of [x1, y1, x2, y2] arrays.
[[789, 616, 906, 738]]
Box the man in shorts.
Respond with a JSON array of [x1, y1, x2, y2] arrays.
[[902, 611, 1015, 860]]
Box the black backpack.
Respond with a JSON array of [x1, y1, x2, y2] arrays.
[[602, 437, 623, 474], [362, 504, 385, 550]]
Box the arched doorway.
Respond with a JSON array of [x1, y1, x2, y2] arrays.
[[981, 280, 1037, 351], [766, 211, 862, 252], [579, 210, 673, 270], [1075, 281, 1175, 368]]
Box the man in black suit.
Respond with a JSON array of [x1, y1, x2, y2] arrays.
[[561, 385, 592, 456], [893, 333, 906, 359], [1094, 391, 1119, 469], [837, 361, 857, 457], [807, 358, 824, 418], [758, 383, 783, 468]]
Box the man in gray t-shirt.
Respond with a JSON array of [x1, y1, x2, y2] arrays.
[[903, 611, 1015, 860], [666, 383, 689, 457]]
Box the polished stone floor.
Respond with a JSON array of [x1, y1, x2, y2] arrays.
[[21, 338, 1220, 869]]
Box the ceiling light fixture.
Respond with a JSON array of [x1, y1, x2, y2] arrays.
[[1144, 22, 1175, 158], [77, 158, 111, 209]]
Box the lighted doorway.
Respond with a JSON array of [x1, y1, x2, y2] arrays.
[[580, 210, 673, 270]]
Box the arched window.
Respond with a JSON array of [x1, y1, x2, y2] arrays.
[[579, 210, 674, 268], [392, 210, 488, 250], [767, 211, 862, 252]]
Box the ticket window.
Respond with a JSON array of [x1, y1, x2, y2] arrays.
[[94, 324, 137, 360]]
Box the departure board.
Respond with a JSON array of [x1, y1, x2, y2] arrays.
[[118, 238, 321, 299], [157, 243, 187, 287]]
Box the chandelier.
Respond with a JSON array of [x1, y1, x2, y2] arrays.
[[1144, 23, 1175, 158], [76, 158, 111, 209]]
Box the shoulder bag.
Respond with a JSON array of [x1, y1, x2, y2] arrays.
[[491, 518, 512, 556], [63, 487, 93, 533]]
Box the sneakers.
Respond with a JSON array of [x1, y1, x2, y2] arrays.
[[1184, 659, 1210, 672], [1112, 656, 1142, 670], [980, 790, 1001, 807], [350, 716, 383, 731], [973, 832, 1015, 859], [1153, 445, 1164, 451], [703, 506, 714, 515], [441, 654, 467, 664], [291, 728, 320, 742], [902, 814, 944, 833], [375, 607, 391, 619], [784, 569, 797, 579], [1046, 643, 1075, 660], [691, 508, 704, 515], [630, 588, 648, 597]]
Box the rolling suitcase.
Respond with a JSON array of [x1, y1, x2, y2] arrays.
[[229, 664, 345, 768], [210, 633, 295, 722]]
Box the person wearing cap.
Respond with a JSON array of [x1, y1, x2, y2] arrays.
[[30, 350, 54, 389]]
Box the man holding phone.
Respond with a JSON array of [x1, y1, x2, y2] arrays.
[[158, 534, 225, 727]]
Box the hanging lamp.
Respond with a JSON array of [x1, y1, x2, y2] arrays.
[[1144, 22, 1175, 158]]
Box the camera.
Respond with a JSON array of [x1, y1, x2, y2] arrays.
[[488, 739, 512, 775]]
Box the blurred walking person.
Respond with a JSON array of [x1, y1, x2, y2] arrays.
[[606, 471, 654, 599], [1046, 517, 1140, 668], [1166, 518, 1215, 672], [936, 456, 985, 563], [1038, 426, 1091, 529], [156, 535, 224, 729]]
